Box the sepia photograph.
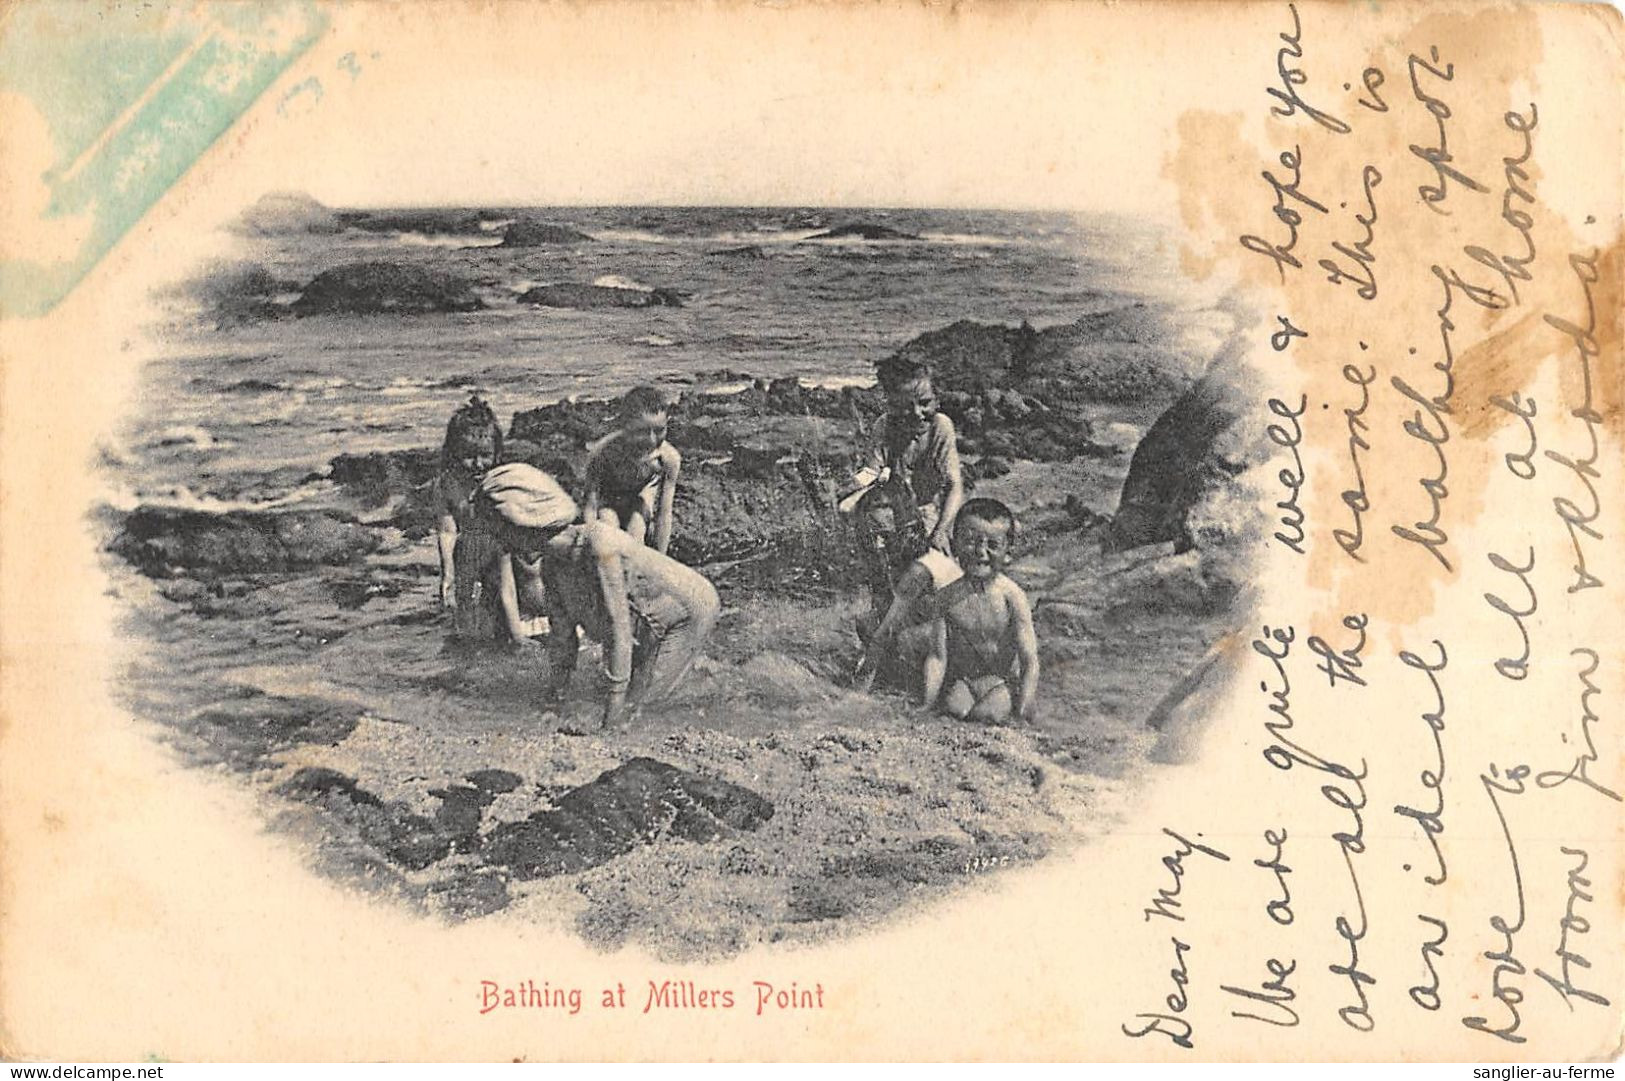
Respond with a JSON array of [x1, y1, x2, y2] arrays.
[[104, 192, 1254, 956]]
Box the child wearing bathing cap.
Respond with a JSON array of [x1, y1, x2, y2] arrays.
[[475, 463, 720, 730]]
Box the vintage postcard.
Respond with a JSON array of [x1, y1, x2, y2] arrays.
[[0, 0, 1620, 1063]]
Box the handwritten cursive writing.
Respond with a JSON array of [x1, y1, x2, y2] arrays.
[[1240, 148, 1329, 279], [1535, 649, 1619, 802], [1333, 354, 1377, 561], [1534, 847, 1610, 1010], [1393, 640, 1449, 886], [1267, 4, 1351, 134], [1319, 165, 1382, 299], [1143, 828, 1233, 923], [1408, 46, 1490, 213], [1489, 392, 1538, 480], [1543, 250, 1606, 593], [1268, 395, 1309, 555], [1484, 549, 1536, 681], [1462, 765, 1531, 1044], [1465, 106, 1540, 303]]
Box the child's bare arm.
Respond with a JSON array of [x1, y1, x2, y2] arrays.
[[495, 555, 531, 643], [652, 444, 681, 555], [1007, 583, 1041, 720], [436, 516, 457, 606], [435, 500, 458, 606], [928, 416, 964, 552], [922, 614, 948, 709]]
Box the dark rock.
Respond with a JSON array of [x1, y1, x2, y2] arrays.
[[325, 448, 440, 509], [517, 283, 682, 309], [964, 456, 1012, 482], [1106, 364, 1242, 552], [428, 784, 495, 844], [709, 244, 767, 259], [186, 697, 362, 770], [466, 769, 523, 794], [278, 768, 455, 872], [279, 766, 382, 805], [500, 221, 595, 246], [374, 813, 453, 871], [428, 870, 512, 918], [112, 507, 380, 576], [188, 261, 298, 325], [337, 209, 491, 236], [482, 757, 773, 880], [292, 262, 484, 316], [804, 223, 921, 241], [327, 574, 406, 610]]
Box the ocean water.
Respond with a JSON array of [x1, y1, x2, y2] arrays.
[[116, 207, 1174, 508], [100, 206, 1238, 941]]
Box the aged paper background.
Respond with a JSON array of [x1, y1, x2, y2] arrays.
[[1, 0, 1622, 1062]]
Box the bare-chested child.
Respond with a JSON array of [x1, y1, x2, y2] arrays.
[[435, 395, 547, 642], [475, 463, 720, 730], [922, 498, 1039, 723], [584, 385, 681, 554]]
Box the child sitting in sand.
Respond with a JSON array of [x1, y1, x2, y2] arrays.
[[584, 385, 682, 555], [922, 498, 1039, 724], [475, 462, 720, 730], [841, 357, 964, 615]]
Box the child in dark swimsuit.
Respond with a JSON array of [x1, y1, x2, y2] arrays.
[[584, 385, 682, 554], [435, 395, 548, 642], [841, 357, 964, 619], [435, 396, 506, 639]]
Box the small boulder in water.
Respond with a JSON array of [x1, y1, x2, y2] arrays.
[[292, 262, 484, 316], [804, 223, 921, 241], [112, 506, 380, 575], [709, 244, 767, 259], [501, 221, 595, 246], [517, 283, 682, 309]]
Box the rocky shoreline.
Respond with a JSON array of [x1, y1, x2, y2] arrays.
[[106, 305, 1257, 948], [115, 308, 1245, 582]]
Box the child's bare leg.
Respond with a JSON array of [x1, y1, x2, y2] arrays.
[[627, 576, 721, 706], [965, 675, 1014, 724], [940, 678, 976, 719], [624, 508, 649, 546], [594, 506, 621, 529]]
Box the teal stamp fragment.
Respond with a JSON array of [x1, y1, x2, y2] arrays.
[[0, 1, 327, 318]]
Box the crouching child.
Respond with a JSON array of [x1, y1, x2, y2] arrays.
[[475, 463, 720, 729], [922, 498, 1039, 723]]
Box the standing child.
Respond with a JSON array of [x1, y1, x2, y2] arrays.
[[841, 356, 964, 616], [922, 498, 1039, 724], [476, 463, 720, 730], [435, 395, 506, 640], [584, 385, 682, 554]]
